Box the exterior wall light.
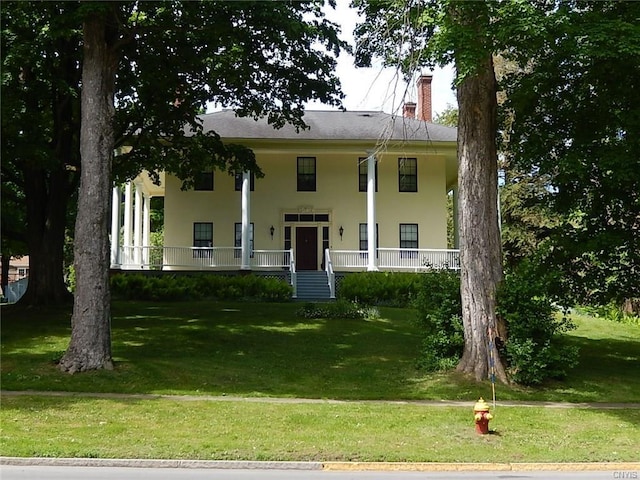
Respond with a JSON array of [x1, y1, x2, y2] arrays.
[[339, 225, 344, 240], [270, 225, 275, 239]]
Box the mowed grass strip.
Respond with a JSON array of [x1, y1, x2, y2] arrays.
[[1, 301, 639, 403], [1, 395, 638, 462]]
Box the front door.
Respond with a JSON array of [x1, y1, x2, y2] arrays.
[[296, 227, 318, 270]]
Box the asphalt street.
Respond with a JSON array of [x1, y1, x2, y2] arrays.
[[1, 466, 635, 480]]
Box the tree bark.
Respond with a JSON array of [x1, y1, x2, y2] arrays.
[[456, 53, 508, 383], [59, 12, 117, 373], [19, 164, 75, 306]]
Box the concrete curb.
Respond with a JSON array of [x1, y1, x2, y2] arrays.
[[2, 457, 639, 472], [0, 457, 323, 470], [322, 462, 640, 472]]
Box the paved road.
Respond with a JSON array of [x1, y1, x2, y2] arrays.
[[1, 466, 634, 480]]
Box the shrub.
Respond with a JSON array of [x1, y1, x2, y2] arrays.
[[296, 300, 380, 320], [339, 272, 421, 307], [110, 273, 292, 302], [413, 270, 464, 371], [497, 262, 579, 385]]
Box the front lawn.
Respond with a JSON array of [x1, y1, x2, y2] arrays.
[[1, 301, 639, 462], [1, 301, 639, 403]]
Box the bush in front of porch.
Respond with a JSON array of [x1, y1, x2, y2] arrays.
[[110, 273, 292, 302], [338, 272, 422, 307]]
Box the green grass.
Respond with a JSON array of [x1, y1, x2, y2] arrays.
[[1, 301, 639, 402], [1, 301, 639, 462], [1, 396, 639, 462]]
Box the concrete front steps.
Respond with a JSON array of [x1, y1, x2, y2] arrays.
[[295, 270, 332, 300]]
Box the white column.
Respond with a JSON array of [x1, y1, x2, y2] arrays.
[[367, 151, 378, 271], [142, 192, 151, 266], [241, 171, 251, 270], [110, 185, 121, 267], [134, 182, 143, 266], [123, 182, 133, 267]]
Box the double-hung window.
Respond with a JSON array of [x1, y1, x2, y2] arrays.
[[358, 157, 378, 192], [398, 158, 417, 192], [193, 222, 213, 258], [234, 222, 254, 258], [297, 157, 316, 191], [399, 223, 418, 258], [359, 223, 379, 258], [194, 171, 214, 191], [234, 172, 255, 191]]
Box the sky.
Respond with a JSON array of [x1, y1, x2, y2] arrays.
[[305, 0, 458, 117]]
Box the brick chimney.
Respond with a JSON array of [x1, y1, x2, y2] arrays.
[[403, 102, 416, 119], [417, 74, 432, 122]]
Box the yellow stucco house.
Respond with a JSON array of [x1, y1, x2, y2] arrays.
[[110, 75, 459, 299]]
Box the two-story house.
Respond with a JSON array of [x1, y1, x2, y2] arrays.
[[110, 75, 459, 298]]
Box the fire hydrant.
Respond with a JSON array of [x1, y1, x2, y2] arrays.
[[473, 397, 493, 434]]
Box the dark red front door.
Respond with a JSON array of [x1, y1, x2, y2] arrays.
[[296, 227, 318, 270]]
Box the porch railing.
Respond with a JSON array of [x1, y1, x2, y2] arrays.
[[118, 246, 293, 271], [324, 248, 336, 299], [328, 248, 460, 271]]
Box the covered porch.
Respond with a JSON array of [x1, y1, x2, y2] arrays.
[[111, 244, 460, 300]]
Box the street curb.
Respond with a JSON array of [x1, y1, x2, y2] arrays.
[[2, 457, 639, 472], [0, 457, 323, 470], [322, 461, 640, 472]]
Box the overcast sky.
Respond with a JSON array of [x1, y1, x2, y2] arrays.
[[305, 0, 458, 117]]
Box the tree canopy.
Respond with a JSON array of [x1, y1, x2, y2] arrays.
[[503, 0, 640, 305], [1, 0, 347, 306]]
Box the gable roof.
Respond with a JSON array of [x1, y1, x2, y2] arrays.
[[197, 109, 457, 143]]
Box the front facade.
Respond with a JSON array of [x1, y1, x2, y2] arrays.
[[110, 76, 459, 296]]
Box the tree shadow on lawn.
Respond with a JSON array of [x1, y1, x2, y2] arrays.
[[541, 334, 640, 403], [2, 301, 437, 400]]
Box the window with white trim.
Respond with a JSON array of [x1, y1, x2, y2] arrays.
[[399, 223, 418, 258], [234, 222, 254, 258], [234, 172, 255, 191], [358, 157, 378, 192], [193, 222, 213, 258], [297, 157, 316, 191], [398, 158, 417, 192], [359, 223, 379, 258], [194, 171, 214, 191]]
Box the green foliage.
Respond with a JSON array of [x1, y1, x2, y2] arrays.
[[433, 104, 458, 127], [503, 1, 640, 304], [576, 303, 640, 327], [110, 273, 292, 302], [338, 272, 422, 307], [497, 262, 579, 385], [2, 1, 347, 305], [296, 300, 380, 320], [413, 270, 463, 371]]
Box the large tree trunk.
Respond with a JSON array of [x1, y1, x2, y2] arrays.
[[19, 165, 74, 306], [59, 12, 117, 373], [455, 53, 508, 383]]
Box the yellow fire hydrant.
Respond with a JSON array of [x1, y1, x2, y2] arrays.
[[473, 397, 493, 434]]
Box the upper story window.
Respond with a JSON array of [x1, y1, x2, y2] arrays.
[[358, 157, 378, 192], [234, 171, 255, 191], [194, 171, 214, 191], [297, 157, 316, 191], [398, 158, 417, 192]]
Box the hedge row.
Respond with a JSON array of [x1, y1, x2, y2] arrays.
[[110, 273, 292, 302]]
